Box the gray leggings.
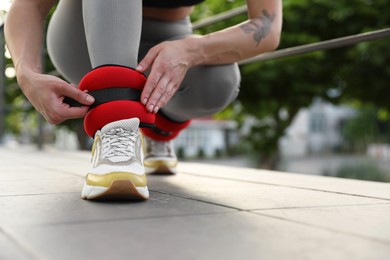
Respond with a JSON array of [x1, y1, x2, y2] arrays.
[[47, 0, 240, 121]]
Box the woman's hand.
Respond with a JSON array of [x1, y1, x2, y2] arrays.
[[18, 70, 95, 124], [136, 37, 203, 113]]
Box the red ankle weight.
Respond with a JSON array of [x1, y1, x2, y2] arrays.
[[141, 113, 191, 141], [80, 65, 155, 137]]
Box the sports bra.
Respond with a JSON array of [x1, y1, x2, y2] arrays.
[[143, 0, 205, 8]]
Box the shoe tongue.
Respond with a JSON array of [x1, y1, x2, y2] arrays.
[[101, 118, 140, 134]]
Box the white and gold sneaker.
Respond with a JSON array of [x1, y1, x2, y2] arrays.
[[81, 118, 149, 200], [143, 137, 177, 175]]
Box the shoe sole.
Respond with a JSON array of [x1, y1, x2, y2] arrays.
[[145, 165, 176, 175], [145, 160, 177, 175], [81, 180, 149, 201]]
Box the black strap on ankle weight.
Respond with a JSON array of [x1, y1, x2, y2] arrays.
[[63, 87, 141, 109]]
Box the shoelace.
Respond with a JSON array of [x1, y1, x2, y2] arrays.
[[101, 128, 137, 160]]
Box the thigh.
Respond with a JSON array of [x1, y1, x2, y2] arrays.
[[47, 0, 92, 84], [138, 17, 192, 61], [163, 63, 241, 121]]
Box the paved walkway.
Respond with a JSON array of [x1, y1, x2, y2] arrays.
[[1, 146, 390, 260]]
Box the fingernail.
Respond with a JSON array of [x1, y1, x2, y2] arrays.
[[142, 98, 148, 105], [148, 104, 154, 112], [153, 106, 159, 113], [86, 95, 95, 103], [136, 65, 143, 71]]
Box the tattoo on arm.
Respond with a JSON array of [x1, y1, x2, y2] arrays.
[[240, 10, 275, 47]]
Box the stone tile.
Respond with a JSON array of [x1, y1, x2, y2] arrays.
[[0, 191, 233, 227], [253, 203, 390, 243], [0, 178, 83, 197], [0, 168, 78, 181], [2, 147, 390, 259], [0, 229, 34, 260], [148, 174, 386, 210], [0, 148, 89, 178], [178, 163, 390, 200], [7, 212, 390, 260]]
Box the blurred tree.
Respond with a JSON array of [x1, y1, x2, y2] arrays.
[[192, 0, 390, 168], [4, 5, 89, 149], [342, 105, 390, 153], [331, 161, 389, 182]]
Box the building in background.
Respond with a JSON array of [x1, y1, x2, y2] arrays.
[[280, 98, 356, 157], [174, 117, 238, 158]]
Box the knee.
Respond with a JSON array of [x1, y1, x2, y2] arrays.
[[163, 64, 240, 120], [201, 63, 241, 112]]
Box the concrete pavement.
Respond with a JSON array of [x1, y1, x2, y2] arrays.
[[1, 146, 390, 260]]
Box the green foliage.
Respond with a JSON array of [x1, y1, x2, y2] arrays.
[[3, 4, 86, 144], [324, 162, 390, 182], [4, 56, 30, 134], [192, 0, 390, 168], [177, 146, 186, 159], [342, 105, 390, 152], [197, 147, 205, 159], [192, 0, 246, 32]]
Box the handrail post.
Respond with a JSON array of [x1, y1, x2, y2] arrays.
[[0, 24, 5, 144]]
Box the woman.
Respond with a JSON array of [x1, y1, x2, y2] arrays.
[[5, 0, 282, 200]]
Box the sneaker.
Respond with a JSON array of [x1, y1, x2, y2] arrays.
[[81, 118, 149, 200], [143, 137, 178, 174]]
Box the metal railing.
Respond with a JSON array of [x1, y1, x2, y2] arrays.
[[192, 5, 247, 30], [240, 28, 390, 64]]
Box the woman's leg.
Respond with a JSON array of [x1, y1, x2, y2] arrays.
[[140, 17, 240, 175], [48, 0, 150, 200], [82, 0, 142, 68], [46, 0, 91, 84], [47, 0, 143, 84], [162, 64, 240, 121], [48, 0, 151, 137]]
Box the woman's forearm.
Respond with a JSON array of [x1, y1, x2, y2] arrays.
[[4, 0, 56, 79], [194, 0, 282, 65]]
